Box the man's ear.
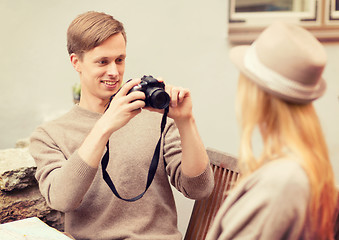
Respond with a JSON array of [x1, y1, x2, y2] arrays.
[[70, 53, 81, 73]]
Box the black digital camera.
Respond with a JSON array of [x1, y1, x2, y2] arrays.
[[128, 75, 170, 109]]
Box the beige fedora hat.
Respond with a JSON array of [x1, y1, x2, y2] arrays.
[[230, 21, 327, 104]]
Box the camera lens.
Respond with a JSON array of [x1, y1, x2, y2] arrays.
[[148, 89, 170, 109]]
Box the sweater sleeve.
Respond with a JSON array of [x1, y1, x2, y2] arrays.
[[29, 126, 98, 212], [162, 120, 214, 200], [206, 160, 310, 240]]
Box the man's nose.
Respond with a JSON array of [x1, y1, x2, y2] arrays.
[[107, 63, 119, 77]]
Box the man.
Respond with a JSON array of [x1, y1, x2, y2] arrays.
[[30, 11, 214, 240]]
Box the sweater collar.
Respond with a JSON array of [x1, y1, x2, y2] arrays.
[[72, 104, 103, 119]]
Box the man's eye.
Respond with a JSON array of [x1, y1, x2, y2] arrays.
[[116, 58, 125, 64], [98, 60, 108, 65]]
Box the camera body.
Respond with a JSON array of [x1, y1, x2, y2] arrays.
[[128, 75, 170, 109]]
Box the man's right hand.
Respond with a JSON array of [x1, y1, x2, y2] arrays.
[[78, 78, 145, 168], [99, 78, 146, 134]]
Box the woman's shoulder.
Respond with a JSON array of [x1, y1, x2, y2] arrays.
[[243, 158, 310, 201], [259, 159, 309, 185], [206, 158, 311, 240]]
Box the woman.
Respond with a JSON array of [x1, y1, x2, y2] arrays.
[[206, 22, 338, 240]]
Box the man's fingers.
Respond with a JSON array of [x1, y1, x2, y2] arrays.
[[116, 78, 141, 97]]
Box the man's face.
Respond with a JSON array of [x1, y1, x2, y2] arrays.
[[72, 33, 126, 105]]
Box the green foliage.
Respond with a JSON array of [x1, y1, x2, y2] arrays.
[[72, 82, 81, 100]]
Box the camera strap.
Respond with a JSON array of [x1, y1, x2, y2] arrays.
[[101, 107, 169, 202]]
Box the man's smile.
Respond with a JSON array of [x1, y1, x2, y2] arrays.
[[101, 80, 119, 88]]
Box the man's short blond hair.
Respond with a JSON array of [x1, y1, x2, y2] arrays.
[[67, 11, 126, 60]]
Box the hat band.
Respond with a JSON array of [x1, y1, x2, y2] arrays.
[[244, 43, 321, 99]]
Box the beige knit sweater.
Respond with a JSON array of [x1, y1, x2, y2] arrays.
[[30, 105, 214, 240], [206, 159, 313, 240]]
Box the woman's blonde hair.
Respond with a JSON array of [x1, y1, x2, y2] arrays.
[[237, 73, 337, 240]]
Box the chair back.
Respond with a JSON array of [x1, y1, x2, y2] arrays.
[[184, 147, 240, 240]]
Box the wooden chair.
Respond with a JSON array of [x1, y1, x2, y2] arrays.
[[184, 147, 240, 240]]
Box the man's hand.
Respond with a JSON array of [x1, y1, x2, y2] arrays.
[[144, 78, 193, 124], [100, 78, 146, 134], [165, 84, 193, 123], [78, 78, 146, 168]]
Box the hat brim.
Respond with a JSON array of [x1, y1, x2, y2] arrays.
[[229, 45, 326, 104]]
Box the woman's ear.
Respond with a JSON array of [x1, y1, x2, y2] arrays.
[[70, 53, 81, 73]]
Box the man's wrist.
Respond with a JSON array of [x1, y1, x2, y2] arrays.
[[94, 117, 116, 139], [175, 115, 195, 131]]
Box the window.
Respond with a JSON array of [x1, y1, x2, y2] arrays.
[[228, 0, 339, 43], [327, 0, 339, 24]]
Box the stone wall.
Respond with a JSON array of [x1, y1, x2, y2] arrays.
[[0, 138, 64, 231]]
